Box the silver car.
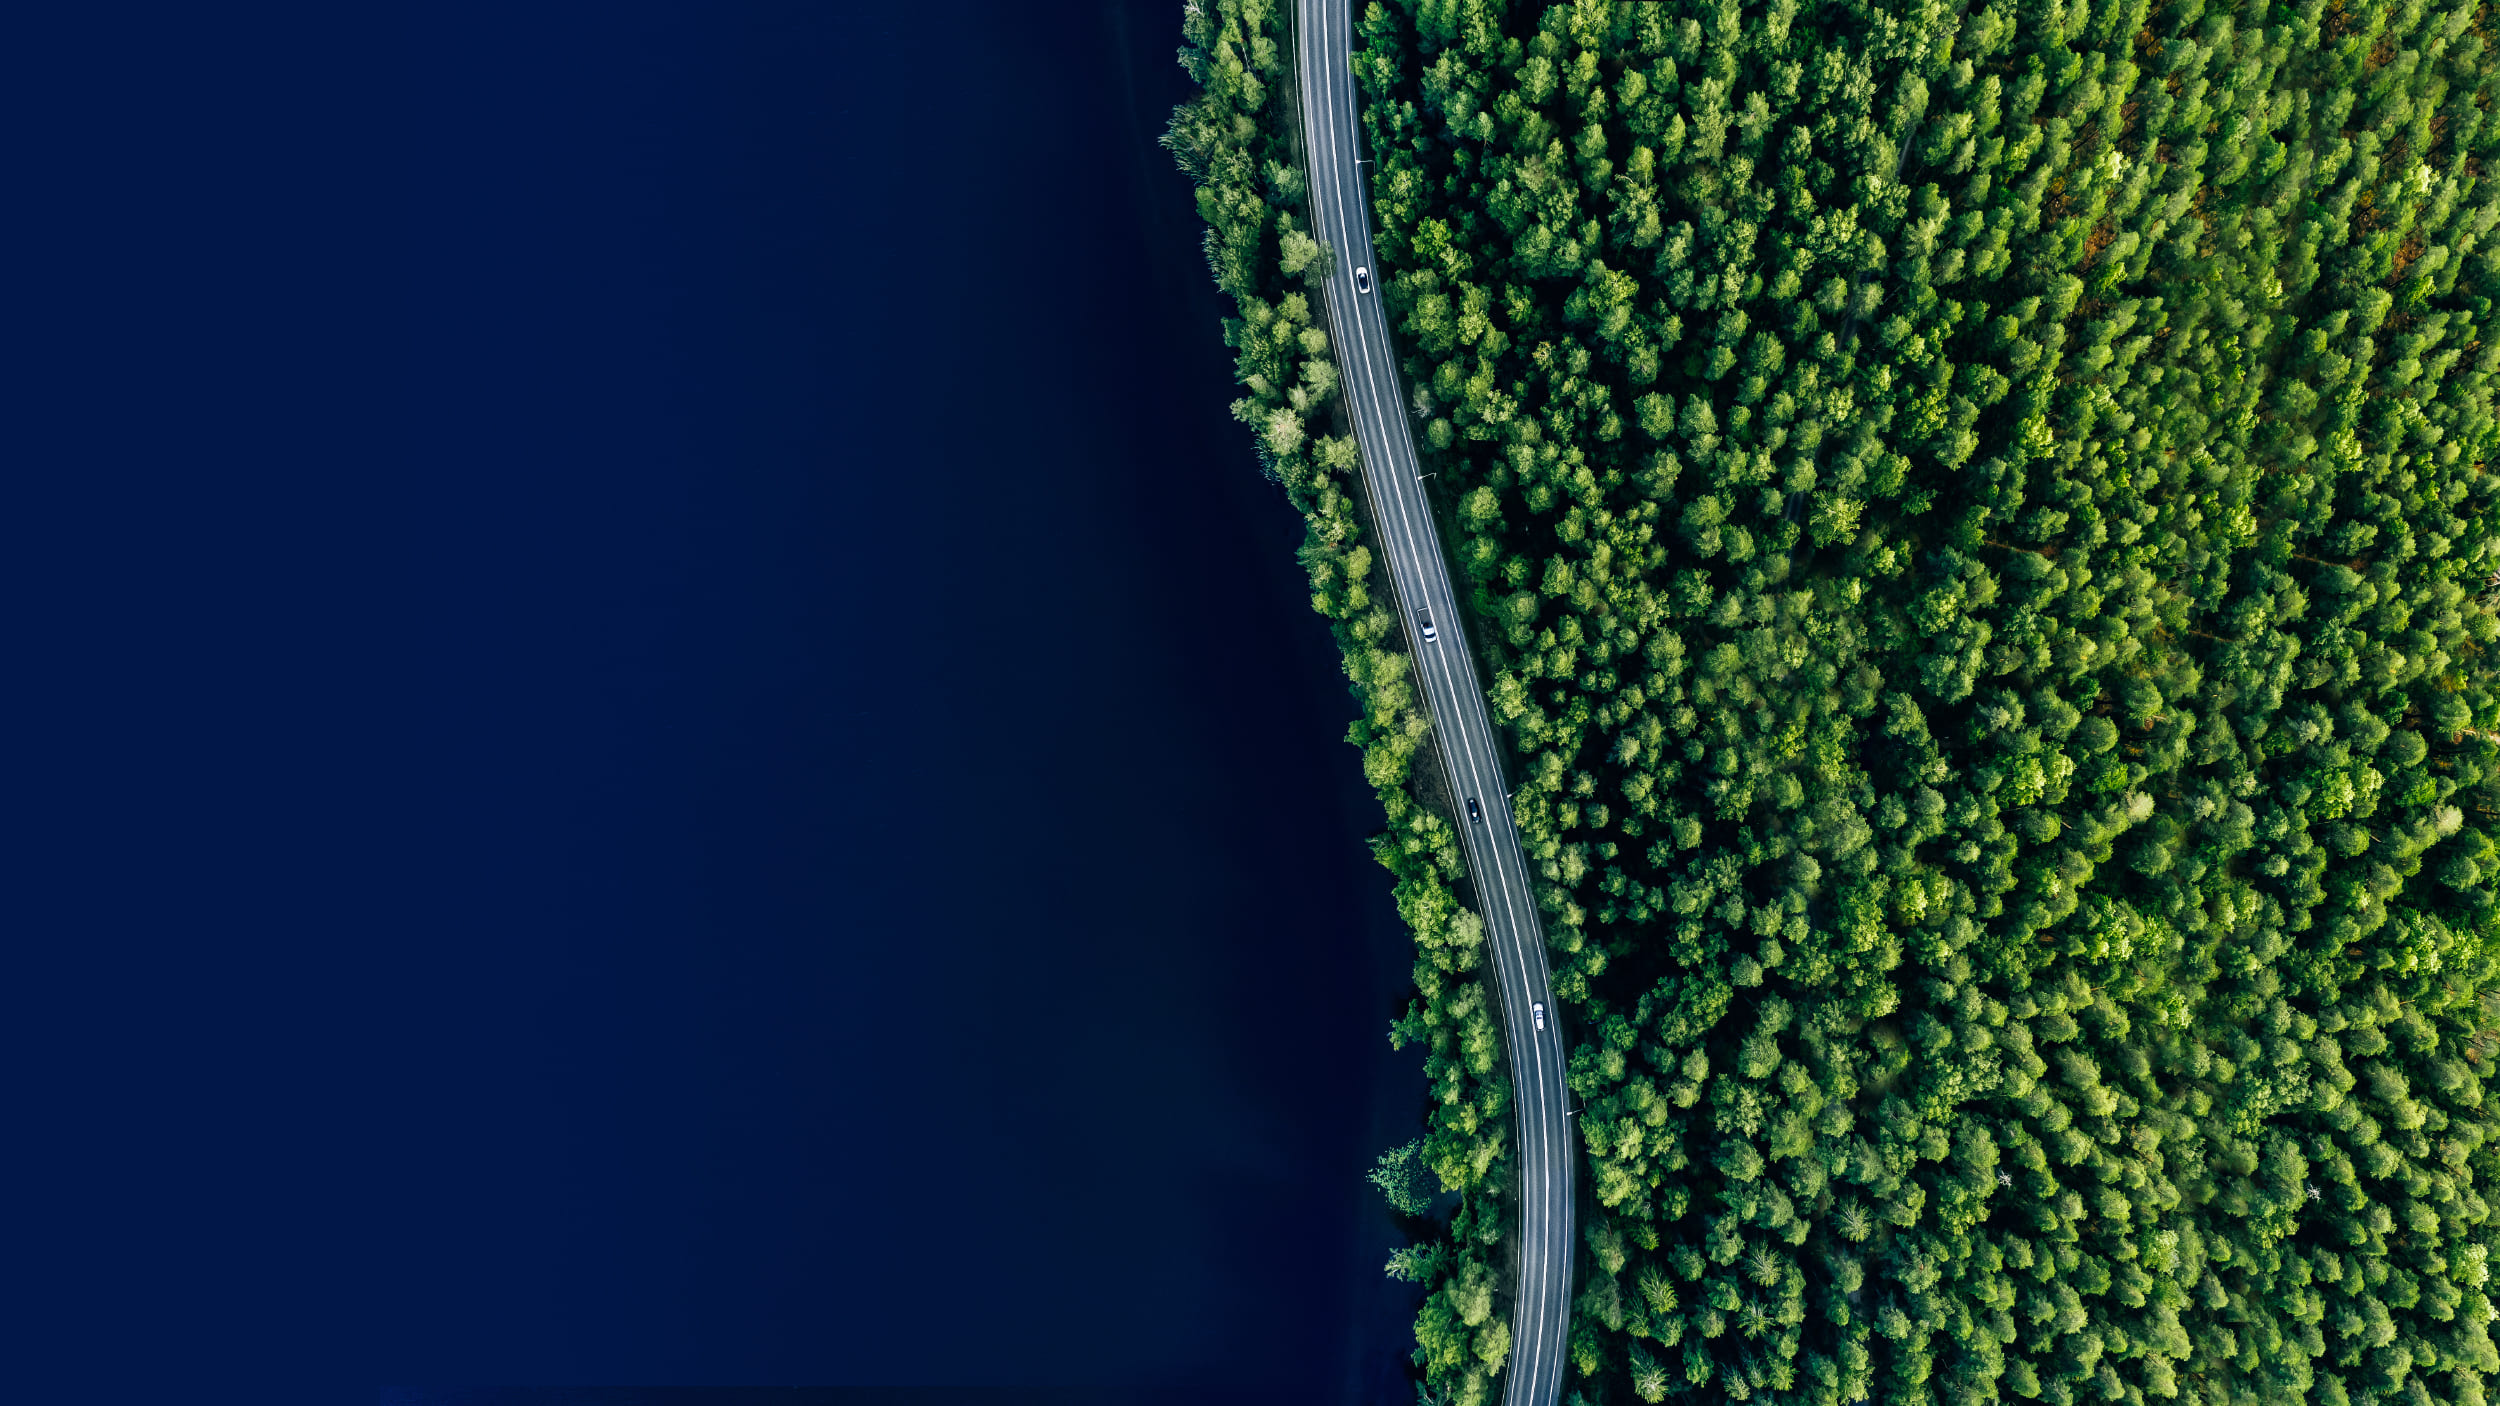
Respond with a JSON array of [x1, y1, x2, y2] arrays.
[[1532, 1002, 1546, 1031]]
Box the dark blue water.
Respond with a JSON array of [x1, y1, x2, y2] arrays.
[[2, 2, 1425, 1400]]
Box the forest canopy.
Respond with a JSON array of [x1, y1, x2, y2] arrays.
[[1176, 1, 2500, 1405]]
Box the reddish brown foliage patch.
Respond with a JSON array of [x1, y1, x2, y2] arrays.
[[2393, 233, 2428, 281]]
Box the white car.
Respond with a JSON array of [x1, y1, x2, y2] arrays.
[[1419, 611, 1437, 642], [1353, 265, 1371, 294], [1532, 1002, 1546, 1031]]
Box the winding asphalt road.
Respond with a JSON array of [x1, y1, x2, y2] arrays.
[[1292, 6, 1575, 1402]]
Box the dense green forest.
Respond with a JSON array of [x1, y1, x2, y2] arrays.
[[1174, 1, 2500, 1405]]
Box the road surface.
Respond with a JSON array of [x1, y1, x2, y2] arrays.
[[1291, 6, 1576, 1404]]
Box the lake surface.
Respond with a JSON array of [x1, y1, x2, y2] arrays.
[[5, 1, 1427, 1401], [365, 0, 1447, 1395]]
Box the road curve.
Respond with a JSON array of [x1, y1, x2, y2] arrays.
[[1291, 6, 1575, 1404]]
